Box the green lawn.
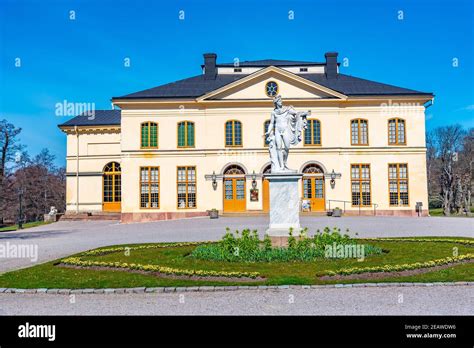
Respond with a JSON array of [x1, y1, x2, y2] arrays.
[[0, 221, 51, 232], [0, 237, 472, 288], [429, 207, 474, 217]]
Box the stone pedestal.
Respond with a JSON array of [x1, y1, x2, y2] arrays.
[[265, 173, 303, 245], [43, 213, 59, 222]]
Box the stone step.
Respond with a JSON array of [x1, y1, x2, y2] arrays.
[[301, 211, 329, 217], [220, 212, 269, 217], [60, 212, 121, 221], [221, 211, 329, 217]]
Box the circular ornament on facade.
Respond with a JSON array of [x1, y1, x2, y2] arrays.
[[265, 81, 279, 97]]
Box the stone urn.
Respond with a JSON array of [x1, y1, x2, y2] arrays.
[[209, 209, 219, 219], [332, 207, 342, 217]]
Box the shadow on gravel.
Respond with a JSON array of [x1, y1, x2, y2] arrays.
[[0, 230, 73, 240]]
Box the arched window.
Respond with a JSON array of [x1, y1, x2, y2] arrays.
[[263, 120, 271, 147], [177, 121, 195, 147], [141, 122, 158, 148], [388, 118, 406, 145], [351, 119, 368, 145], [103, 162, 121, 211], [225, 120, 242, 147], [302, 164, 324, 174], [224, 164, 245, 175], [304, 119, 321, 145]]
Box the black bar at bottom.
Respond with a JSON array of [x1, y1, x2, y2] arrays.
[[0, 316, 472, 346]]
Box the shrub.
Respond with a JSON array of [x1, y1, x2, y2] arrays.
[[190, 227, 382, 262]]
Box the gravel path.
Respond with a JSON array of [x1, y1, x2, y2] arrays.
[[0, 216, 473, 273], [0, 286, 472, 315]]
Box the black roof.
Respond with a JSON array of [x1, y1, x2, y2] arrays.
[[302, 73, 431, 96], [216, 59, 325, 67], [58, 110, 121, 127], [115, 72, 432, 100]]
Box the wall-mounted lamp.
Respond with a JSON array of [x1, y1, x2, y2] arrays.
[[211, 171, 217, 190], [330, 169, 336, 189], [251, 171, 257, 189], [251, 170, 257, 189]]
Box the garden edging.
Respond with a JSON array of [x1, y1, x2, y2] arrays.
[[1, 282, 474, 294]]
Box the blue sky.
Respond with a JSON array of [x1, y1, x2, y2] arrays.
[[1, 0, 473, 166]]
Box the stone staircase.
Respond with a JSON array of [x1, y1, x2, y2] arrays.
[[60, 212, 121, 221]]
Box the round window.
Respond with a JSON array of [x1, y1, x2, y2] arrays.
[[265, 81, 279, 97]]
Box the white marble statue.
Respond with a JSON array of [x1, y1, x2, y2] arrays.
[[265, 95, 310, 173]]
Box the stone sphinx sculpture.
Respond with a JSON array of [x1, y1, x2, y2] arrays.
[[265, 95, 310, 173]]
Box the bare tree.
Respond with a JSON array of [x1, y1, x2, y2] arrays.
[[0, 120, 23, 224], [433, 125, 467, 215], [426, 130, 441, 208], [5, 149, 66, 222], [0, 120, 66, 225], [0, 119, 23, 177], [458, 128, 473, 215]]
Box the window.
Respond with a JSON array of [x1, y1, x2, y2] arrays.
[[304, 119, 321, 145], [388, 118, 406, 145], [265, 81, 279, 97], [177, 121, 195, 147], [140, 167, 159, 208], [177, 166, 196, 208], [389, 164, 409, 206], [234, 68, 242, 72], [299, 67, 308, 72], [263, 120, 271, 146], [225, 120, 242, 146], [351, 164, 371, 206], [351, 119, 368, 145], [103, 162, 121, 205], [141, 122, 158, 148], [224, 165, 245, 175]]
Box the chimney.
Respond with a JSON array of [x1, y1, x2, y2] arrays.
[[324, 52, 338, 78], [203, 53, 217, 80]]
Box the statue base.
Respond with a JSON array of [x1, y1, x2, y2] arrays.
[[264, 172, 303, 246]]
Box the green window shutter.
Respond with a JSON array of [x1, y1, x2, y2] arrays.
[[234, 121, 242, 145], [313, 120, 321, 144], [178, 123, 185, 147], [187, 122, 194, 146], [150, 123, 157, 147], [225, 122, 233, 146], [141, 124, 149, 147], [304, 121, 312, 144]]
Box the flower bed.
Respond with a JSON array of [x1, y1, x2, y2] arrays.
[[59, 242, 260, 279], [320, 253, 474, 276], [60, 257, 260, 278], [363, 237, 474, 245], [80, 242, 208, 257]]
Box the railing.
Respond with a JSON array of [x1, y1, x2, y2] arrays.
[[327, 199, 378, 216]]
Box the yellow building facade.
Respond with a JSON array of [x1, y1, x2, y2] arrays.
[[59, 52, 433, 221]]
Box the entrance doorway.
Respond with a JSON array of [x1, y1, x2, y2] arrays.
[[302, 164, 325, 211], [103, 162, 121, 212], [223, 165, 246, 212]]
